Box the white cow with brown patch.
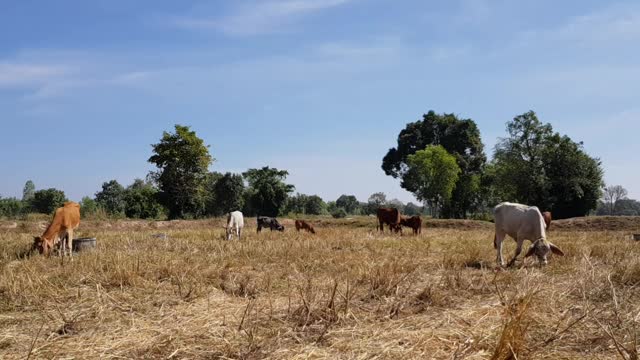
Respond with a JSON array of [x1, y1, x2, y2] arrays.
[[493, 202, 564, 267]]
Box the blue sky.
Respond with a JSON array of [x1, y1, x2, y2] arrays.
[[1, 0, 639, 204]]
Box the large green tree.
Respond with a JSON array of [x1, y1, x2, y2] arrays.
[[382, 111, 486, 218], [243, 166, 294, 217], [31, 188, 67, 214], [404, 145, 461, 217], [210, 172, 245, 216], [95, 180, 126, 216], [148, 125, 213, 219], [493, 111, 603, 218]]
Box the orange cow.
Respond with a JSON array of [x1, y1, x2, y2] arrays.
[[33, 202, 80, 258], [295, 219, 316, 234]]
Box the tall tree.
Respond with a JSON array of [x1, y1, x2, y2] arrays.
[[366, 192, 387, 214], [243, 166, 294, 217], [95, 180, 126, 216], [404, 145, 461, 217], [31, 188, 67, 214], [22, 180, 35, 201], [148, 125, 213, 219], [211, 173, 245, 215], [382, 111, 485, 218], [493, 111, 604, 218], [336, 194, 360, 214], [602, 185, 628, 215]]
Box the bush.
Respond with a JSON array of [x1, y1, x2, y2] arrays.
[[0, 197, 27, 219], [31, 188, 67, 214], [331, 207, 347, 219]]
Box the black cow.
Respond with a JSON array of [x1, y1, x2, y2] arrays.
[[257, 216, 285, 232]]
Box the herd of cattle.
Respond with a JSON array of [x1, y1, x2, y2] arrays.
[[31, 201, 564, 267]]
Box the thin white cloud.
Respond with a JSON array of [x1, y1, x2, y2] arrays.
[[174, 0, 354, 35], [516, 3, 640, 48], [0, 63, 67, 88]]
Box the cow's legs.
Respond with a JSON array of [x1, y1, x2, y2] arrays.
[[65, 229, 74, 259], [507, 237, 524, 268], [237, 227, 242, 241], [257, 225, 262, 233], [495, 230, 506, 267]]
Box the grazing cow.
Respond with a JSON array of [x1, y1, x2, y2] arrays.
[[542, 211, 552, 230], [257, 216, 285, 232], [376, 208, 401, 232], [33, 202, 80, 258], [493, 202, 564, 267], [397, 215, 422, 235], [224, 211, 244, 240], [295, 219, 316, 234]]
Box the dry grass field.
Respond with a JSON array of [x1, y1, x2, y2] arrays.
[[2, 216, 640, 359]]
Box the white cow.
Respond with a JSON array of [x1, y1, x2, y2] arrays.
[[494, 202, 564, 267], [225, 211, 244, 241]]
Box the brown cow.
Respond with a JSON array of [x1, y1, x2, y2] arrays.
[[376, 208, 401, 232], [542, 211, 552, 230], [33, 202, 80, 258], [295, 219, 316, 234], [397, 215, 422, 235]]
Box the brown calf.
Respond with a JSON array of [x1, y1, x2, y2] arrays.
[[400, 215, 422, 235], [295, 219, 316, 234]]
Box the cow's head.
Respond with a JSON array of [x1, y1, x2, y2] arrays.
[[525, 239, 565, 265], [223, 226, 232, 241], [277, 224, 285, 232], [32, 236, 52, 256]]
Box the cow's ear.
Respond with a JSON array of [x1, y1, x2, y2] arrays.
[[549, 243, 565, 256]]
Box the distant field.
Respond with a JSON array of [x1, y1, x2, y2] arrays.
[[2, 217, 640, 359]]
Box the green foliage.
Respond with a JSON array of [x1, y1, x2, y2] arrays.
[[405, 145, 461, 217], [123, 179, 166, 219], [366, 192, 387, 214], [148, 124, 213, 219], [493, 111, 604, 218], [243, 166, 294, 217], [382, 111, 486, 218], [79, 196, 98, 217], [336, 194, 360, 214], [331, 207, 348, 219], [31, 188, 67, 214], [95, 180, 126, 216], [0, 197, 27, 219], [285, 193, 327, 215], [22, 180, 35, 201], [403, 202, 423, 216], [207, 172, 245, 216]]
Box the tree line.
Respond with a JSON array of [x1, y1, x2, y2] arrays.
[[0, 111, 632, 220]]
